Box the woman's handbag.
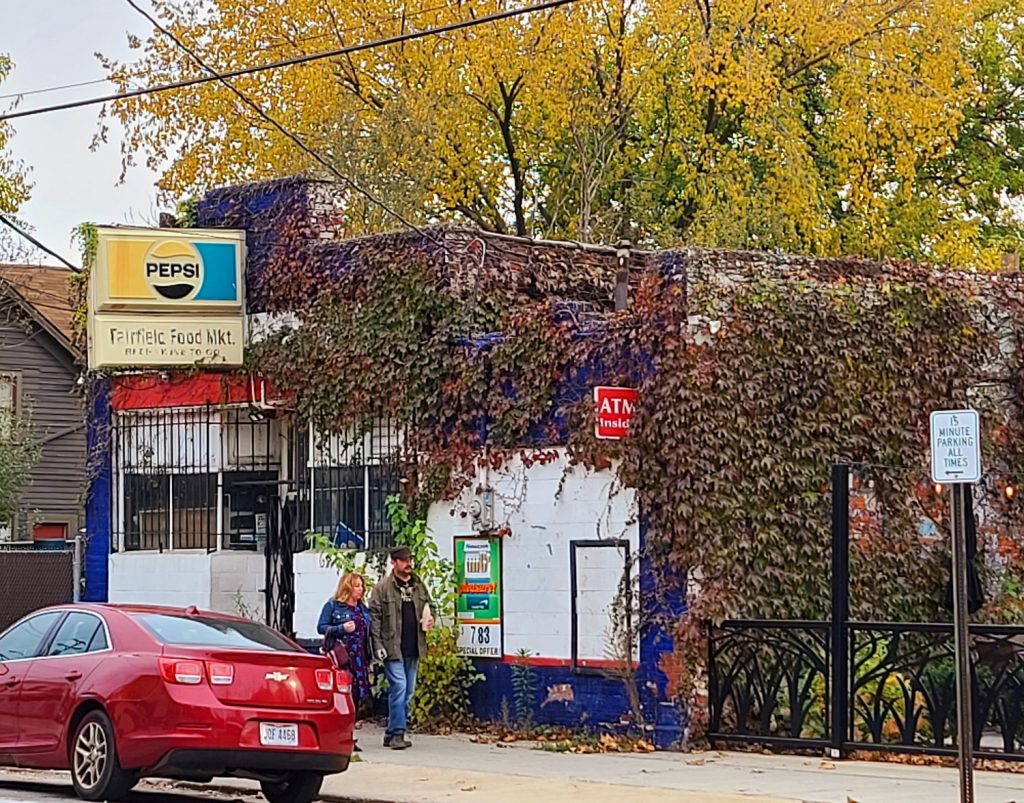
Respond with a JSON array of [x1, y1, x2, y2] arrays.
[[321, 630, 351, 669]]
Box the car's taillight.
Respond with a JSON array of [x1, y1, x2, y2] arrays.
[[315, 668, 334, 691], [335, 669, 352, 695], [207, 662, 234, 685], [159, 658, 204, 685]]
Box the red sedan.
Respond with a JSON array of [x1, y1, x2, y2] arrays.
[[0, 604, 354, 803]]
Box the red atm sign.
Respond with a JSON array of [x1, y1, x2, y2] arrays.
[[594, 386, 638, 440]]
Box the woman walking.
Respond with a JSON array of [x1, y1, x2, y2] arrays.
[[317, 572, 373, 728]]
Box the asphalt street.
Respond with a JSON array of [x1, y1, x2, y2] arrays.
[[0, 771, 265, 803]]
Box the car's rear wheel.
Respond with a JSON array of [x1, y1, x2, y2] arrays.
[[70, 710, 138, 802], [259, 771, 324, 803]]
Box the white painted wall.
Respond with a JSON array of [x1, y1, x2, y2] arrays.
[[109, 447, 640, 665], [108, 552, 214, 609], [109, 550, 264, 617], [573, 542, 630, 662], [426, 449, 639, 663], [107, 545, 366, 638], [294, 552, 343, 639], [210, 552, 264, 619]]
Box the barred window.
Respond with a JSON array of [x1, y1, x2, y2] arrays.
[[300, 420, 403, 551], [113, 405, 280, 553]]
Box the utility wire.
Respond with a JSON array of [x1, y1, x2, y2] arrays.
[[0, 1, 457, 102], [1, 0, 580, 123], [0, 213, 80, 272], [0, 77, 109, 101], [123, 0, 434, 242]]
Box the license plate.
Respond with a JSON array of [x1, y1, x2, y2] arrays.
[[259, 723, 299, 747]]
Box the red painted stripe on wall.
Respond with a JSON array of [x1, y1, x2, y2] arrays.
[[110, 371, 287, 410]]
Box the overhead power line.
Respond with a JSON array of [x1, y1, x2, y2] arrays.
[[0, 213, 81, 272], [1, 0, 580, 123], [123, 0, 433, 241], [0, 77, 109, 101], [0, 1, 457, 102]]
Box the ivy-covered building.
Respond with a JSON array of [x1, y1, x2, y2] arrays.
[[86, 176, 686, 747], [86, 175, 1024, 751]]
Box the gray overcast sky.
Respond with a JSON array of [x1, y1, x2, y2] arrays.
[[2, 0, 162, 265]]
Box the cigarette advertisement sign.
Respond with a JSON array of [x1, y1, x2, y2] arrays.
[[455, 537, 502, 658]]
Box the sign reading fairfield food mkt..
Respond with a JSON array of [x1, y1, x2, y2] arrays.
[[594, 386, 638, 440], [88, 227, 246, 369]]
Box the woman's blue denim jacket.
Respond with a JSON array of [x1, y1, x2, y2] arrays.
[[317, 598, 370, 638]]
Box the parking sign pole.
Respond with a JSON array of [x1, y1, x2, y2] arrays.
[[950, 482, 975, 803], [930, 409, 980, 803]]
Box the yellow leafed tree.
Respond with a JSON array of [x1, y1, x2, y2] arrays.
[[102, 0, 1024, 267], [0, 54, 30, 218]]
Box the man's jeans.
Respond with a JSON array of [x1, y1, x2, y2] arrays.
[[383, 657, 419, 736]]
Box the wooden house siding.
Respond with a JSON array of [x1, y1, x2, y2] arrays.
[[0, 305, 83, 539]]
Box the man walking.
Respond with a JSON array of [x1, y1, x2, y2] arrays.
[[370, 545, 434, 749]]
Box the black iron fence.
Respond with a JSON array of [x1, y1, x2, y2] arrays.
[[112, 404, 279, 552], [292, 420, 403, 552], [707, 463, 1024, 760], [709, 619, 1024, 759], [708, 620, 831, 751]]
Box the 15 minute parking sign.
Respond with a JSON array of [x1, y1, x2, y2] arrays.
[[930, 409, 981, 484]]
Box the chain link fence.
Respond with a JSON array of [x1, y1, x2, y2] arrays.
[[0, 538, 81, 632]]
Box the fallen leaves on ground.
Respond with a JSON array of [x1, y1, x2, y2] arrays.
[[540, 734, 658, 754]]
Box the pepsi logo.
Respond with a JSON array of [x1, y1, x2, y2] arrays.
[[144, 240, 203, 301]]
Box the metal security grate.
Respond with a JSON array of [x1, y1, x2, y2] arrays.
[[294, 419, 403, 552], [112, 404, 280, 552]]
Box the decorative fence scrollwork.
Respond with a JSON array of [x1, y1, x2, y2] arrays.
[[709, 620, 1024, 760], [708, 621, 831, 749]]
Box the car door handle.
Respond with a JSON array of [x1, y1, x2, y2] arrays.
[[65, 671, 83, 681], [2, 678, 18, 688]]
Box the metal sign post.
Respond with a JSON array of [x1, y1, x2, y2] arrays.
[[930, 409, 980, 803], [950, 483, 975, 803]]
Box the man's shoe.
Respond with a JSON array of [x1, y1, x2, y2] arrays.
[[390, 733, 412, 749], [382, 734, 393, 747]]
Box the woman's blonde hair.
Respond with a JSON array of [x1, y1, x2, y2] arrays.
[[333, 572, 365, 604]]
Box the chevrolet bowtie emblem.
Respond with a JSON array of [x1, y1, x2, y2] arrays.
[[265, 672, 289, 682]]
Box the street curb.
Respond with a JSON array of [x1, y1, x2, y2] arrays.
[[145, 778, 392, 803], [0, 769, 390, 803]]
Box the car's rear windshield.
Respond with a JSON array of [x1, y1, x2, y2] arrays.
[[133, 613, 297, 652]]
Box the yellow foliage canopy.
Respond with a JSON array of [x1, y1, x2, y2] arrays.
[[0, 54, 31, 217], [102, 0, 1024, 267]]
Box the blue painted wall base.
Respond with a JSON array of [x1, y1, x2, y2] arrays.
[[468, 659, 686, 749], [470, 661, 635, 731], [83, 380, 112, 602]]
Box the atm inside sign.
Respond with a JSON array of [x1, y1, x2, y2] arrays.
[[594, 386, 638, 440]]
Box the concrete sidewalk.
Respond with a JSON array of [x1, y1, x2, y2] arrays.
[[3, 725, 1022, 803], [321, 725, 1019, 803]]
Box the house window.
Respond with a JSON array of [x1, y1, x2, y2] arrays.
[[304, 421, 402, 551], [171, 473, 218, 550], [0, 373, 20, 437], [121, 471, 219, 551]]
